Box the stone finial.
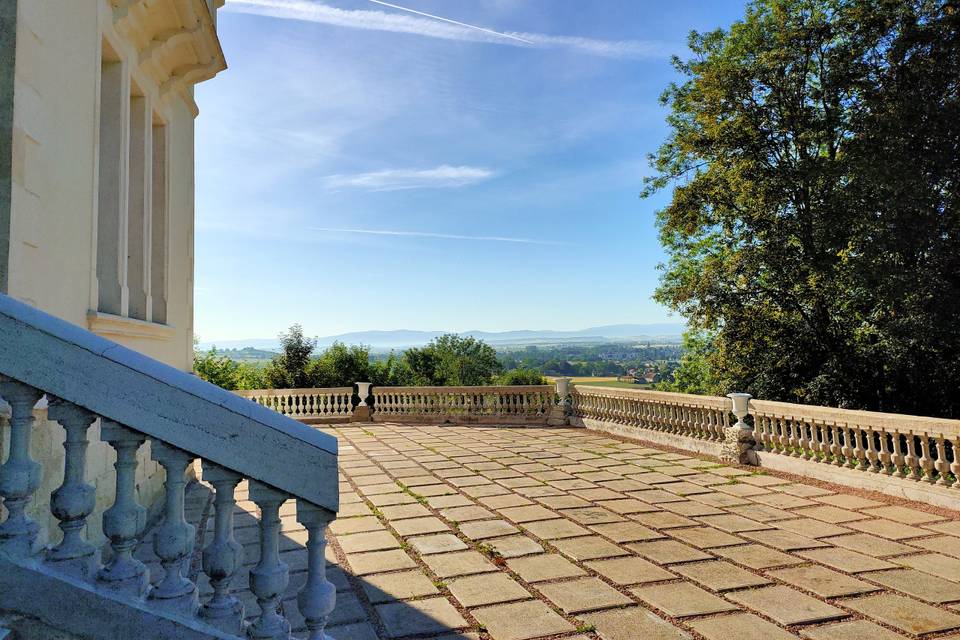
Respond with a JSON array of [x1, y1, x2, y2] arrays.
[[721, 393, 754, 465], [352, 382, 372, 422], [547, 377, 572, 426]]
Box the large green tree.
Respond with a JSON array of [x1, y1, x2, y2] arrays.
[[404, 334, 503, 386], [645, 0, 960, 416]]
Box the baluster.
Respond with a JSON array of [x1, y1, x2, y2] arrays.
[[891, 430, 906, 478], [829, 423, 843, 466], [150, 441, 199, 614], [248, 481, 291, 639], [201, 462, 245, 633], [951, 435, 960, 489], [934, 434, 951, 487], [98, 420, 149, 597], [0, 379, 44, 558], [919, 433, 935, 484], [46, 397, 99, 578], [865, 428, 879, 472], [854, 429, 868, 470], [904, 433, 922, 480], [878, 429, 892, 474], [296, 500, 337, 640]]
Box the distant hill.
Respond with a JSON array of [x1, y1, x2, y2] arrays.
[[197, 323, 686, 352]]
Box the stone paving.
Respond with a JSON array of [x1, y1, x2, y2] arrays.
[[176, 424, 960, 640]]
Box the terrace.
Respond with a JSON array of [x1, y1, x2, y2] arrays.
[[210, 386, 960, 640]]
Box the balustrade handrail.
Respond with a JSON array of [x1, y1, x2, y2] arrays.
[[373, 384, 553, 394], [573, 385, 730, 409], [0, 293, 338, 510], [236, 386, 354, 397]]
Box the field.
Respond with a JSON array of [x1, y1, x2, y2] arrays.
[[546, 376, 650, 390]]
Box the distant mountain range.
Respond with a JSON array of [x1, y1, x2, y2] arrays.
[[198, 323, 686, 352]]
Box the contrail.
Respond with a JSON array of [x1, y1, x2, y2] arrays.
[[311, 227, 565, 245], [366, 0, 534, 44]]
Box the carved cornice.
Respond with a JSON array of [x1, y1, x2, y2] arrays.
[[109, 0, 226, 116]]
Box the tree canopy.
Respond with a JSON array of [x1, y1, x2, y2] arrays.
[[644, 0, 960, 416]]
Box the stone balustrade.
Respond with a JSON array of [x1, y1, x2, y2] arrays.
[[236, 387, 354, 423], [371, 385, 556, 424], [750, 398, 960, 488], [569, 385, 735, 458], [0, 293, 339, 640]]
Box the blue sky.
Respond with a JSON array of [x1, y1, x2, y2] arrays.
[[194, 0, 748, 342]]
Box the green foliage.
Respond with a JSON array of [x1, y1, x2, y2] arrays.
[[656, 330, 719, 394], [193, 347, 241, 390], [496, 367, 547, 385], [644, 0, 960, 416], [194, 347, 268, 390], [308, 342, 373, 387], [264, 324, 317, 389], [404, 334, 503, 385]]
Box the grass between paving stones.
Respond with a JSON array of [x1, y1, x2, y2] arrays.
[[324, 423, 960, 640]]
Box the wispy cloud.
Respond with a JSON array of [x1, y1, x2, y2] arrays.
[[322, 165, 495, 191], [310, 227, 565, 245], [225, 0, 671, 59]]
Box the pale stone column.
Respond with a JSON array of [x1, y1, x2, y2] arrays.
[[46, 397, 100, 579], [0, 378, 45, 558], [98, 420, 149, 598], [721, 393, 754, 465], [548, 377, 571, 426], [248, 481, 291, 639], [201, 462, 245, 634], [296, 500, 337, 640], [149, 441, 199, 615]]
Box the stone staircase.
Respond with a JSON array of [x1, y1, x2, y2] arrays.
[[0, 293, 341, 639]]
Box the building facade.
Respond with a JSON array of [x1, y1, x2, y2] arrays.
[[0, 0, 225, 541]]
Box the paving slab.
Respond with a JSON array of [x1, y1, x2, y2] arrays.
[[361, 570, 439, 603], [337, 530, 401, 554], [471, 600, 575, 640], [668, 526, 743, 549], [520, 518, 589, 540], [345, 549, 417, 575], [447, 573, 531, 608], [391, 516, 450, 537], [631, 582, 738, 618], [507, 554, 586, 582], [842, 593, 960, 635], [421, 550, 498, 578], [866, 568, 960, 603], [800, 619, 908, 640], [486, 535, 544, 558], [672, 560, 771, 592], [579, 607, 691, 640], [585, 556, 675, 586], [727, 585, 846, 625], [628, 540, 712, 564], [688, 613, 798, 640], [376, 597, 468, 638], [551, 536, 629, 561], [797, 547, 897, 573], [458, 519, 518, 540], [408, 534, 469, 555], [767, 565, 877, 598], [714, 544, 804, 569], [536, 577, 633, 613]]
